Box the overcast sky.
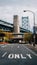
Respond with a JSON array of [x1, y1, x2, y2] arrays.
[[0, 0, 37, 31]]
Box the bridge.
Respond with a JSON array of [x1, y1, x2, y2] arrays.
[[0, 20, 30, 33]]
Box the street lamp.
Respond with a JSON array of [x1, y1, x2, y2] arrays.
[[23, 10, 35, 46]]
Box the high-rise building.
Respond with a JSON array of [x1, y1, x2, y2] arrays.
[[22, 16, 30, 30]]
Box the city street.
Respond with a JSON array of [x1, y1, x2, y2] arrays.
[[0, 44, 37, 65]]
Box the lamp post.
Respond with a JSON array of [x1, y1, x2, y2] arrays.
[[23, 10, 35, 46]]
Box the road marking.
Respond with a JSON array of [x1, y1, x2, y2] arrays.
[[17, 46, 19, 48], [1, 45, 7, 48], [8, 54, 27, 59], [8, 54, 20, 59], [2, 52, 7, 57], [26, 54, 32, 59], [21, 54, 26, 59], [8, 53, 32, 59], [22, 45, 37, 56]]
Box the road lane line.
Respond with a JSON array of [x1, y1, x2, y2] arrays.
[[22, 45, 37, 56], [1, 45, 7, 48], [2, 52, 7, 57]]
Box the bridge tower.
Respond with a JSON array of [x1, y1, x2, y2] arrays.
[[13, 15, 20, 33], [22, 16, 30, 31]]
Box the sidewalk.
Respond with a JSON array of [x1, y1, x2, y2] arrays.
[[25, 44, 37, 54]]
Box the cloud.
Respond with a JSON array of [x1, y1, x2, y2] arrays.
[[0, 6, 34, 31], [0, 0, 37, 8], [0, 0, 37, 31]]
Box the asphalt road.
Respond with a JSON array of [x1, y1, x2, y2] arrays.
[[0, 44, 37, 65]]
